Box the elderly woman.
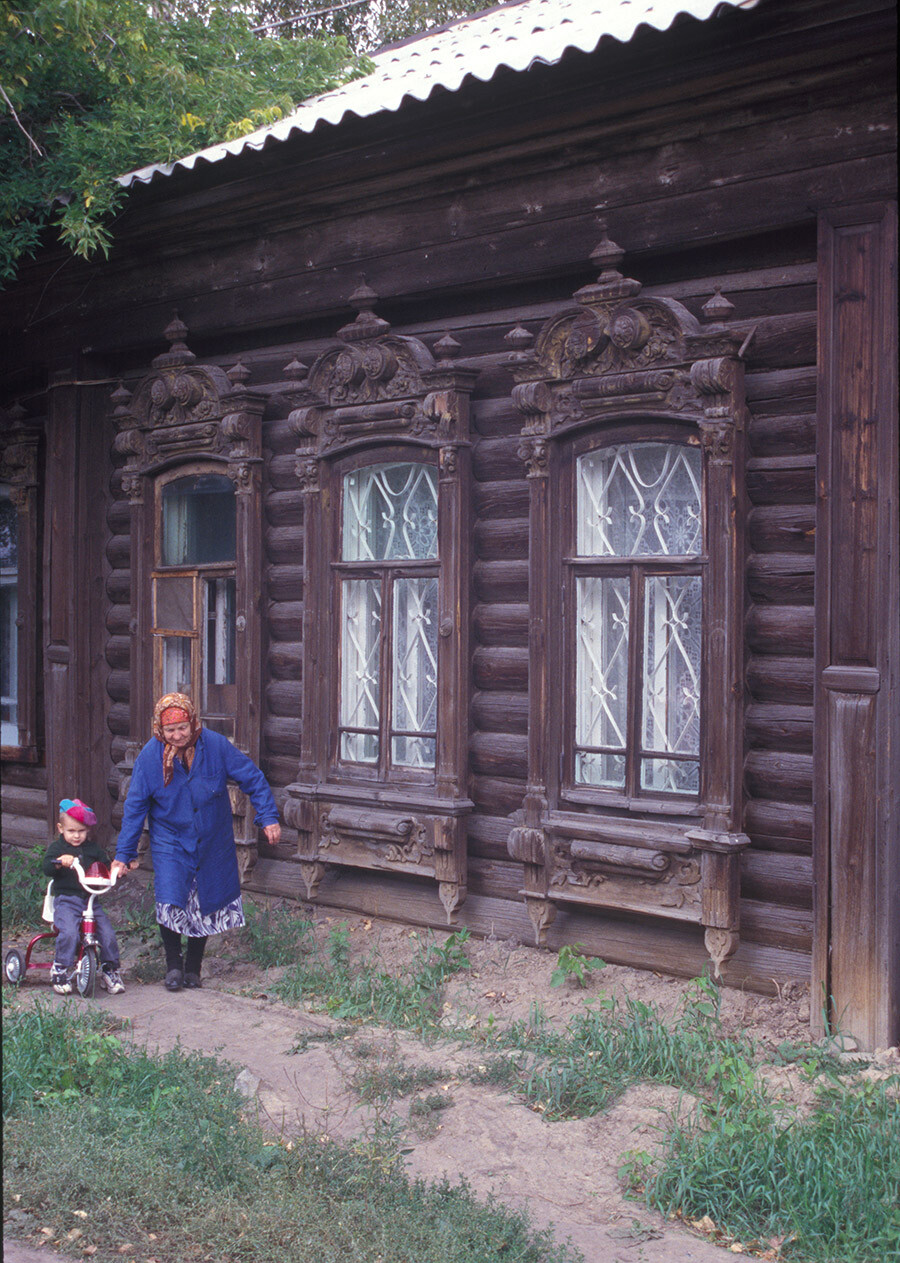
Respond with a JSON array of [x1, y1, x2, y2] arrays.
[[111, 693, 281, 991]]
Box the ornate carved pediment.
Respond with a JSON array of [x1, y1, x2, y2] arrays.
[[506, 216, 744, 436], [110, 316, 266, 499], [284, 285, 478, 461]]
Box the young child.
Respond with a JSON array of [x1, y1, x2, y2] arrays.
[[42, 798, 125, 995]]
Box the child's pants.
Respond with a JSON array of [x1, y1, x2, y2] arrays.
[[52, 895, 120, 971]]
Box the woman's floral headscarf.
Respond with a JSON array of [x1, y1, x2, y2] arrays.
[[152, 692, 202, 787]]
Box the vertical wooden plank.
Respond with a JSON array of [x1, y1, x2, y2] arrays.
[[815, 203, 899, 1050]]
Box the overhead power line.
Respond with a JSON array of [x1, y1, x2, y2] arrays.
[[251, 0, 369, 33]]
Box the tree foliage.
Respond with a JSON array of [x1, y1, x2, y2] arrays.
[[0, 0, 369, 283]]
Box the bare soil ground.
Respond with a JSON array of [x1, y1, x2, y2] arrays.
[[6, 892, 895, 1263]]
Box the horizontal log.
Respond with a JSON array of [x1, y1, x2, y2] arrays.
[[746, 457, 816, 505], [744, 798, 813, 850], [470, 774, 527, 815], [742, 849, 812, 909], [107, 499, 132, 535], [474, 518, 528, 562], [472, 396, 523, 440], [466, 812, 515, 860], [0, 783, 48, 820], [268, 452, 302, 492], [745, 367, 817, 409], [471, 689, 529, 735], [745, 605, 814, 656], [106, 570, 131, 605], [747, 412, 816, 458], [473, 479, 530, 521], [107, 703, 131, 737], [745, 704, 813, 754], [264, 489, 305, 528], [106, 669, 131, 705], [105, 635, 131, 670], [474, 559, 529, 603], [105, 534, 131, 569], [746, 655, 814, 704], [0, 762, 47, 790], [268, 641, 303, 680], [261, 754, 300, 790], [265, 524, 304, 566], [473, 645, 529, 691], [744, 750, 814, 805], [267, 565, 304, 603], [263, 716, 301, 758], [267, 602, 304, 642], [747, 505, 816, 554], [0, 816, 47, 847], [106, 604, 131, 636], [265, 679, 303, 718], [109, 736, 129, 767], [738, 898, 813, 952], [472, 437, 524, 483], [473, 603, 529, 648], [470, 731, 528, 779], [746, 553, 815, 604], [262, 417, 299, 455], [738, 310, 815, 373]]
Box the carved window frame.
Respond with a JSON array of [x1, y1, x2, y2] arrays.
[[506, 222, 751, 975], [0, 412, 41, 763], [282, 287, 477, 923], [110, 319, 266, 871]]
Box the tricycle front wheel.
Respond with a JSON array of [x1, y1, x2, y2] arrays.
[[75, 945, 99, 998], [4, 948, 26, 986]]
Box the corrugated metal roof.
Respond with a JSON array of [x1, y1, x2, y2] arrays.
[[121, 0, 759, 187]]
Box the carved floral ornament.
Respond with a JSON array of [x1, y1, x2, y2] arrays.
[[110, 315, 265, 500], [283, 283, 478, 467], [505, 216, 747, 439]]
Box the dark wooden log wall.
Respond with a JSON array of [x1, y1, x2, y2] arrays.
[[1, 0, 895, 1000]]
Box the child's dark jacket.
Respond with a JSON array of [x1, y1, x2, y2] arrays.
[[43, 837, 112, 897]]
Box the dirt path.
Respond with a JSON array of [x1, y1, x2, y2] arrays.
[[10, 977, 733, 1263], [6, 898, 833, 1263]]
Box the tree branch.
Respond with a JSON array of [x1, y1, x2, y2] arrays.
[[0, 84, 44, 156], [251, 0, 369, 35]]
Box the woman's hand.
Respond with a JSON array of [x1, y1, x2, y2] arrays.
[[262, 823, 281, 846], [110, 860, 130, 880]]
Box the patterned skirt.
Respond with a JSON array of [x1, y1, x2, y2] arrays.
[[156, 879, 245, 938]]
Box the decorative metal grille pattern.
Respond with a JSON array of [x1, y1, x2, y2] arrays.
[[641, 575, 701, 794], [343, 463, 438, 561], [340, 578, 382, 762], [577, 442, 701, 558], [392, 577, 438, 767], [575, 575, 629, 788]]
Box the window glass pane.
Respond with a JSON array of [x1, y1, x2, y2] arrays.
[[154, 574, 194, 631], [577, 443, 701, 558], [161, 475, 235, 565], [574, 575, 629, 788], [340, 578, 381, 763], [641, 758, 700, 796], [641, 574, 702, 794], [342, 464, 438, 561], [204, 577, 236, 716], [392, 577, 438, 768], [160, 636, 192, 697]]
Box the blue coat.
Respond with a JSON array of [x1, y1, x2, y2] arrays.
[[115, 730, 278, 915]]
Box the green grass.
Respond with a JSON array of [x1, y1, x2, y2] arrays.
[[241, 898, 315, 967], [3, 999, 580, 1263], [1, 847, 47, 932], [272, 924, 471, 1034], [646, 1065, 900, 1263]]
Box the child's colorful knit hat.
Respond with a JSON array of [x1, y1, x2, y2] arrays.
[[59, 798, 97, 827]]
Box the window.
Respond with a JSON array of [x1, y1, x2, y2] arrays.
[[0, 485, 18, 747], [152, 472, 237, 736], [337, 461, 439, 773], [569, 441, 703, 799]]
